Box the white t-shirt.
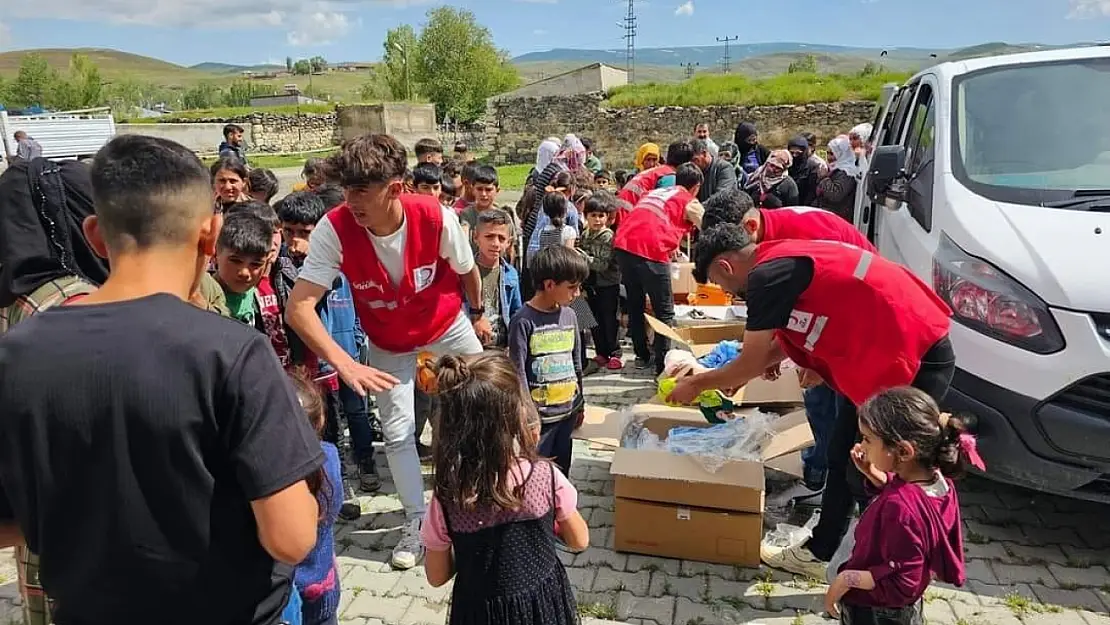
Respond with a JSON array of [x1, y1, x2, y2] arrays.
[[298, 206, 475, 289]]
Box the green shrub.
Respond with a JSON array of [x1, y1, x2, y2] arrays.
[[607, 71, 911, 108]]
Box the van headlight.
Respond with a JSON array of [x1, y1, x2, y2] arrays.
[[932, 233, 1065, 354]]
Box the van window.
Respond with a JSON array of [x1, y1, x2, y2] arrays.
[[952, 57, 1110, 206], [902, 84, 936, 229]]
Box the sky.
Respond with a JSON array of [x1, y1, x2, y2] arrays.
[[0, 0, 1109, 66]]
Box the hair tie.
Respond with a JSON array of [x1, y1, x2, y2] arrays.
[[958, 432, 986, 471], [938, 412, 951, 428]]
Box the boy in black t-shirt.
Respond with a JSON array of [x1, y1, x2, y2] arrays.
[[0, 134, 324, 625]]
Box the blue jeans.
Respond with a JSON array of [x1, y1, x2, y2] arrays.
[[340, 382, 375, 463], [801, 383, 837, 488]]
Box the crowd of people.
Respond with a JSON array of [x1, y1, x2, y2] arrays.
[[0, 118, 981, 625]]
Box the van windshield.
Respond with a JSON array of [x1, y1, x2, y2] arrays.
[[953, 57, 1110, 205]]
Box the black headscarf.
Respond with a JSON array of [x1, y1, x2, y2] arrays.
[[0, 158, 109, 308]]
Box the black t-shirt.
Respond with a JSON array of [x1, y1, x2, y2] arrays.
[[0, 294, 324, 625], [744, 257, 815, 331]]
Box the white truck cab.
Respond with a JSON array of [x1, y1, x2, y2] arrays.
[[855, 45, 1110, 502]]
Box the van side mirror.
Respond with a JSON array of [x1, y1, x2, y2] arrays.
[[867, 145, 906, 198]]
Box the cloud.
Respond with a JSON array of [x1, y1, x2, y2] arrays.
[[1069, 0, 1110, 17], [287, 11, 351, 46], [675, 1, 694, 16]]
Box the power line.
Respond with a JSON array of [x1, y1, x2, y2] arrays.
[[716, 35, 739, 73], [621, 0, 638, 84], [681, 62, 698, 79]]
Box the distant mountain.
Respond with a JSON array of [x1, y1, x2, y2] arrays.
[[191, 62, 286, 74], [511, 43, 950, 68]]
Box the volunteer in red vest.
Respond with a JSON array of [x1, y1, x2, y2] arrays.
[[615, 141, 696, 225], [668, 223, 954, 580], [614, 162, 705, 375], [286, 134, 489, 571]]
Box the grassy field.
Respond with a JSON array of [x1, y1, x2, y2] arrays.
[[495, 164, 531, 191], [123, 103, 338, 123], [607, 70, 911, 107]]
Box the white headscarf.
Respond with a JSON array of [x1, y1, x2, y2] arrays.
[[828, 135, 861, 178], [535, 139, 561, 173], [849, 123, 873, 146]]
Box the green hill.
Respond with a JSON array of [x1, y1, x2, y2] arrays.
[[0, 48, 206, 85]]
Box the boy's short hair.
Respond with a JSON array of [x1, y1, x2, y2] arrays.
[[328, 134, 407, 188], [276, 191, 327, 226], [530, 245, 589, 291], [218, 212, 273, 258], [247, 168, 279, 202], [666, 140, 695, 167], [90, 135, 212, 249], [413, 162, 443, 186], [222, 123, 244, 139], [414, 138, 443, 158], [225, 201, 279, 232], [460, 160, 480, 184], [701, 187, 754, 231], [802, 132, 818, 149], [302, 157, 333, 180], [477, 208, 513, 231], [594, 169, 613, 183], [472, 164, 498, 187], [581, 137, 593, 151], [441, 160, 461, 179], [454, 141, 468, 154], [674, 162, 704, 190], [313, 184, 345, 211], [440, 176, 458, 199], [584, 191, 618, 216], [613, 169, 631, 187]]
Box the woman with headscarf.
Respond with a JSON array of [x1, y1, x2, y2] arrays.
[[742, 149, 799, 209], [733, 122, 772, 176], [517, 136, 587, 298], [633, 142, 661, 172], [0, 157, 113, 625], [814, 134, 861, 221], [849, 122, 874, 177], [787, 135, 820, 206]]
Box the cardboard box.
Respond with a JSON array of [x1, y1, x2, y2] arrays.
[[609, 408, 814, 566], [671, 262, 698, 298], [644, 315, 804, 408]]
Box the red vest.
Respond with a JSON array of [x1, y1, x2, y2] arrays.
[[328, 194, 464, 353], [755, 239, 952, 406], [761, 206, 876, 253], [614, 187, 696, 264], [616, 164, 675, 225]]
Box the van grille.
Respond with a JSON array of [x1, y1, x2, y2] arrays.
[[1053, 374, 1110, 415], [1094, 313, 1110, 342]]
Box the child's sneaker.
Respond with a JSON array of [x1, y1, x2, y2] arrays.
[[593, 355, 608, 367], [607, 356, 624, 370]]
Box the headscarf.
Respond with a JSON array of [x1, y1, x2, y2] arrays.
[[558, 134, 587, 172], [744, 149, 792, 195], [733, 122, 759, 156], [849, 123, 873, 147], [787, 136, 810, 178], [828, 135, 862, 178], [0, 158, 110, 308], [633, 143, 661, 171], [535, 138, 561, 174]]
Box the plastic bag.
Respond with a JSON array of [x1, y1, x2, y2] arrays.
[[762, 509, 821, 551], [618, 409, 777, 473], [696, 340, 742, 369]]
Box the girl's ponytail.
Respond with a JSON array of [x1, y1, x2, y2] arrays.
[[936, 413, 986, 479], [434, 354, 472, 394], [542, 191, 569, 229]]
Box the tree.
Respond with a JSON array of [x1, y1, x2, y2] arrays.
[[381, 24, 419, 101], [413, 7, 519, 121], [65, 53, 103, 109], [7, 53, 58, 108], [292, 59, 312, 75], [182, 82, 221, 110], [788, 54, 819, 74], [309, 56, 328, 74], [859, 61, 885, 77], [224, 80, 272, 107], [286, 56, 294, 72]]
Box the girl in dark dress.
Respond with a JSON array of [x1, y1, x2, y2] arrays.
[[421, 353, 590, 625]]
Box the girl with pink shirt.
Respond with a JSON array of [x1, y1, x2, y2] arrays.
[[421, 352, 589, 625]]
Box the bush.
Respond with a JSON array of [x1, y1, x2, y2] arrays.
[[606, 71, 911, 108]]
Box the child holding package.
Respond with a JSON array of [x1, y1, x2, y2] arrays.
[[578, 192, 622, 370], [287, 371, 343, 625], [824, 386, 976, 623], [508, 246, 589, 475], [421, 352, 589, 625]]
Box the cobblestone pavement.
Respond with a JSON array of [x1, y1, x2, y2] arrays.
[[3, 362, 1110, 625]]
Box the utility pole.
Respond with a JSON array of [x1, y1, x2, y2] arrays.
[[621, 0, 638, 84], [716, 35, 739, 73], [681, 62, 698, 79], [392, 41, 411, 100]]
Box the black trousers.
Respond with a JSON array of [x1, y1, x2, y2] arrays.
[[841, 600, 924, 625], [587, 284, 621, 359], [616, 250, 674, 374], [806, 336, 956, 561], [538, 415, 576, 476]]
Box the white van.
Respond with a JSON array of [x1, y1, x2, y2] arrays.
[[856, 45, 1110, 502]]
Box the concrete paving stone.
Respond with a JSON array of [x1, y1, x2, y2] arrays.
[[922, 599, 958, 624], [386, 569, 451, 602], [595, 568, 653, 596], [0, 581, 19, 603], [1081, 610, 1110, 624], [957, 485, 1003, 507], [706, 576, 749, 602], [990, 561, 1056, 586], [650, 572, 709, 601], [999, 542, 1067, 566], [628, 555, 682, 576], [1029, 584, 1108, 612], [1023, 611, 1090, 625], [964, 580, 1016, 606], [340, 544, 395, 568], [1023, 526, 1088, 549], [557, 548, 576, 567], [617, 591, 676, 625], [578, 480, 611, 497], [950, 602, 1024, 625], [1077, 525, 1110, 550], [1060, 545, 1110, 568], [592, 508, 616, 528], [1036, 509, 1085, 530], [344, 565, 403, 597], [580, 495, 616, 511], [980, 505, 1042, 528], [679, 560, 741, 580], [398, 598, 450, 625], [967, 559, 1000, 585], [964, 542, 1010, 561], [587, 465, 615, 481], [338, 619, 370, 625], [567, 565, 598, 592], [575, 547, 629, 571], [362, 493, 405, 515], [345, 592, 413, 622], [1049, 563, 1110, 589], [570, 464, 590, 481], [966, 520, 1026, 545], [590, 527, 612, 550], [581, 620, 632, 625]]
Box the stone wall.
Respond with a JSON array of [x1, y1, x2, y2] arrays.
[[485, 92, 877, 166]]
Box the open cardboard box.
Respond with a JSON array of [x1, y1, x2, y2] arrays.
[[608, 407, 813, 566], [644, 315, 804, 408], [671, 262, 697, 297]]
